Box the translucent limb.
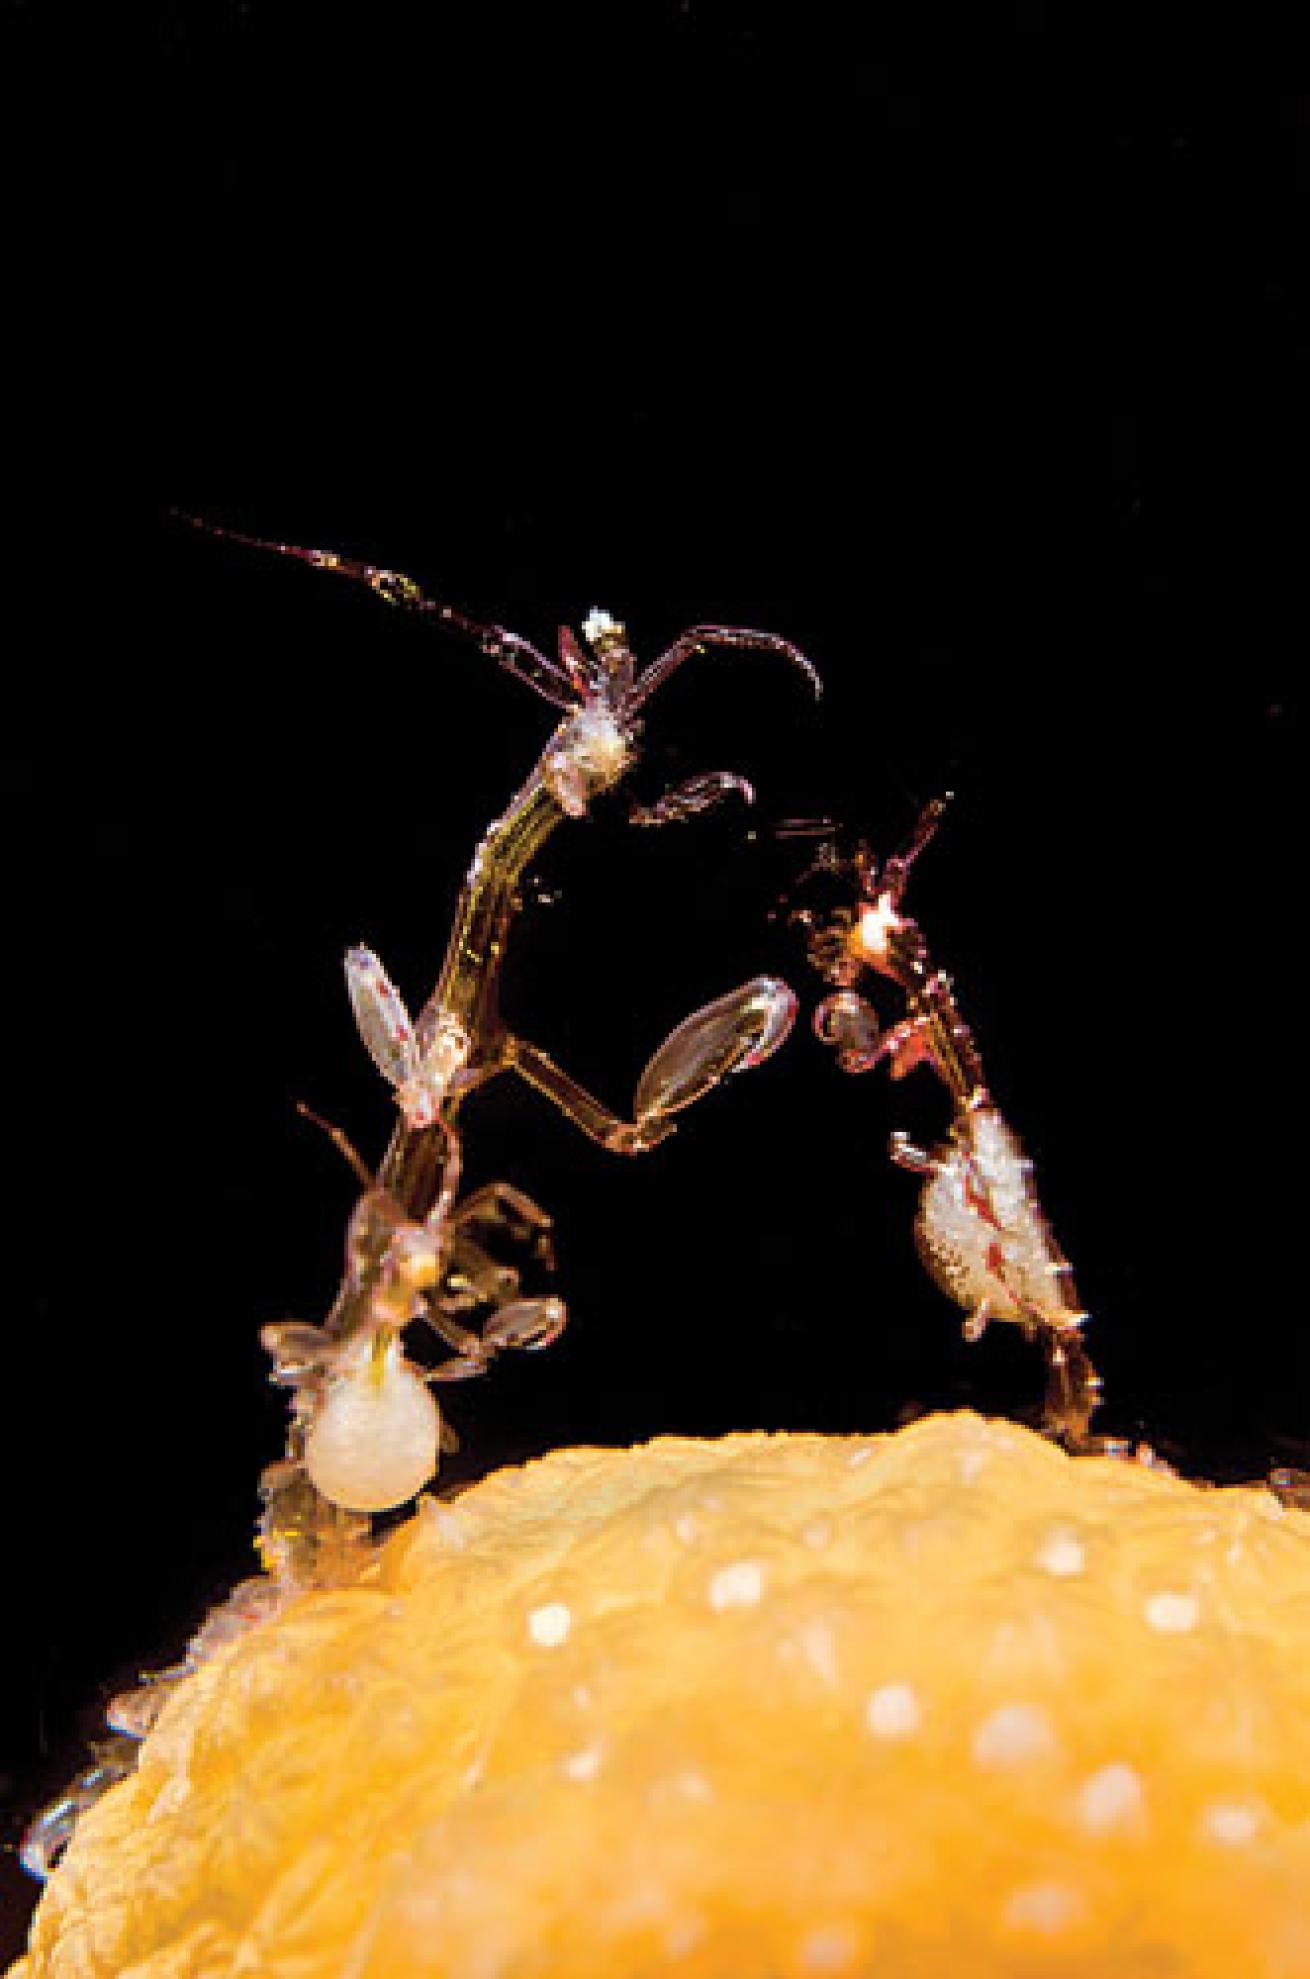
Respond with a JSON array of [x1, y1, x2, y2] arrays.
[[426, 1298, 567, 1382], [630, 623, 823, 709], [261, 1320, 336, 1388], [174, 513, 579, 709], [425, 1181, 557, 1326], [505, 1035, 678, 1153], [428, 1351, 492, 1383], [1034, 1322, 1104, 1450], [506, 977, 798, 1149], [887, 1131, 941, 1176], [480, 1294, 568, 1352], [432, 1237, 521, 1320], [634, 976, 798, 1119], [295, 1101, 375, 1189], [962, 1300, 994, 1343], [629, 770, 755, 827], [451, 1180, 555, 1255], [879, 793, 952, 908]]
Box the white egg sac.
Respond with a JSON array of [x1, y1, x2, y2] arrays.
[[305, 1343, 441, 1512]]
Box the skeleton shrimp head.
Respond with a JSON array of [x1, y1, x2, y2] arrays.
[[540, 612, 636, 818], [180, 521, 820, 827], [538, 605, 821, 820], [893, 1103, 1100, 1443], [344, 1186, 445, 1327]]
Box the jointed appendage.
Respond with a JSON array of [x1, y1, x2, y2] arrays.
[[171, 521, 819, 1553], [794, 798, 1105, 1450]]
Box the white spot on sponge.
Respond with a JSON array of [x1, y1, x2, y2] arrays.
[[527, 1600, 572, 1648], [708, 1560, 764, 1611]]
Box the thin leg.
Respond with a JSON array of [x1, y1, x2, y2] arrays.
[[880, 795, 952, 907], [631, 624, 822, 709], [962, 1300, 993, 1343], [629, 769, 755, 827], [505, 1035, 677, 1153], [433, 1234, 521, 1317], [429, 1352, 492, 1384], [448, 1181, 556, 1268], [888, 1131, 940, 1175], [1036, 1322, 1104, 1450]]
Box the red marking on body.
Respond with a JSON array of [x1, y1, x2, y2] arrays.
[[985, 1239, 1007, 1281], [557, 625, 590, 692], [963, 1166, 1004, 1230], [889, 1024, 935, 1080]]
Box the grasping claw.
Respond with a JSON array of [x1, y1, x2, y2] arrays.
[[506, 975, 799, 1155], [629, 770, 756, 828], [634, 976, 799, 1120]]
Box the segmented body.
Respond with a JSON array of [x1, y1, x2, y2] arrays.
[[914, 1104, 1084, 1330]]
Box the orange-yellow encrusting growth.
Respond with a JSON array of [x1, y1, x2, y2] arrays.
[[13, 1413, 1310, 1977]]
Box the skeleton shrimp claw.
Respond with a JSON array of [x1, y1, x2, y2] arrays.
[[634, 975, 799, 1121], [505, 976, 798, 1156], [629, 770, 756, 828], [424, 1296, 569, 1382]]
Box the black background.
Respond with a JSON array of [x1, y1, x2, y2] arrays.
[[2, 2, 1305, 1958]]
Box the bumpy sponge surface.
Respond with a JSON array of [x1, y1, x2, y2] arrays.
[[14, 1413, 1310, 1977]]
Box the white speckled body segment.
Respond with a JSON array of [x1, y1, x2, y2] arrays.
[[915, 1105, 1082, 1327], [543, 703, 633, 815]]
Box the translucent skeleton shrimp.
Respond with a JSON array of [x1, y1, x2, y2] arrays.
[[17, 526, 815, 1885], [176, 517, 815, 1551], [790, 798, 1104, 1447]]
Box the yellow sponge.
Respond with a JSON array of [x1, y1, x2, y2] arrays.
[[14, 1414, 1310, 1976]]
